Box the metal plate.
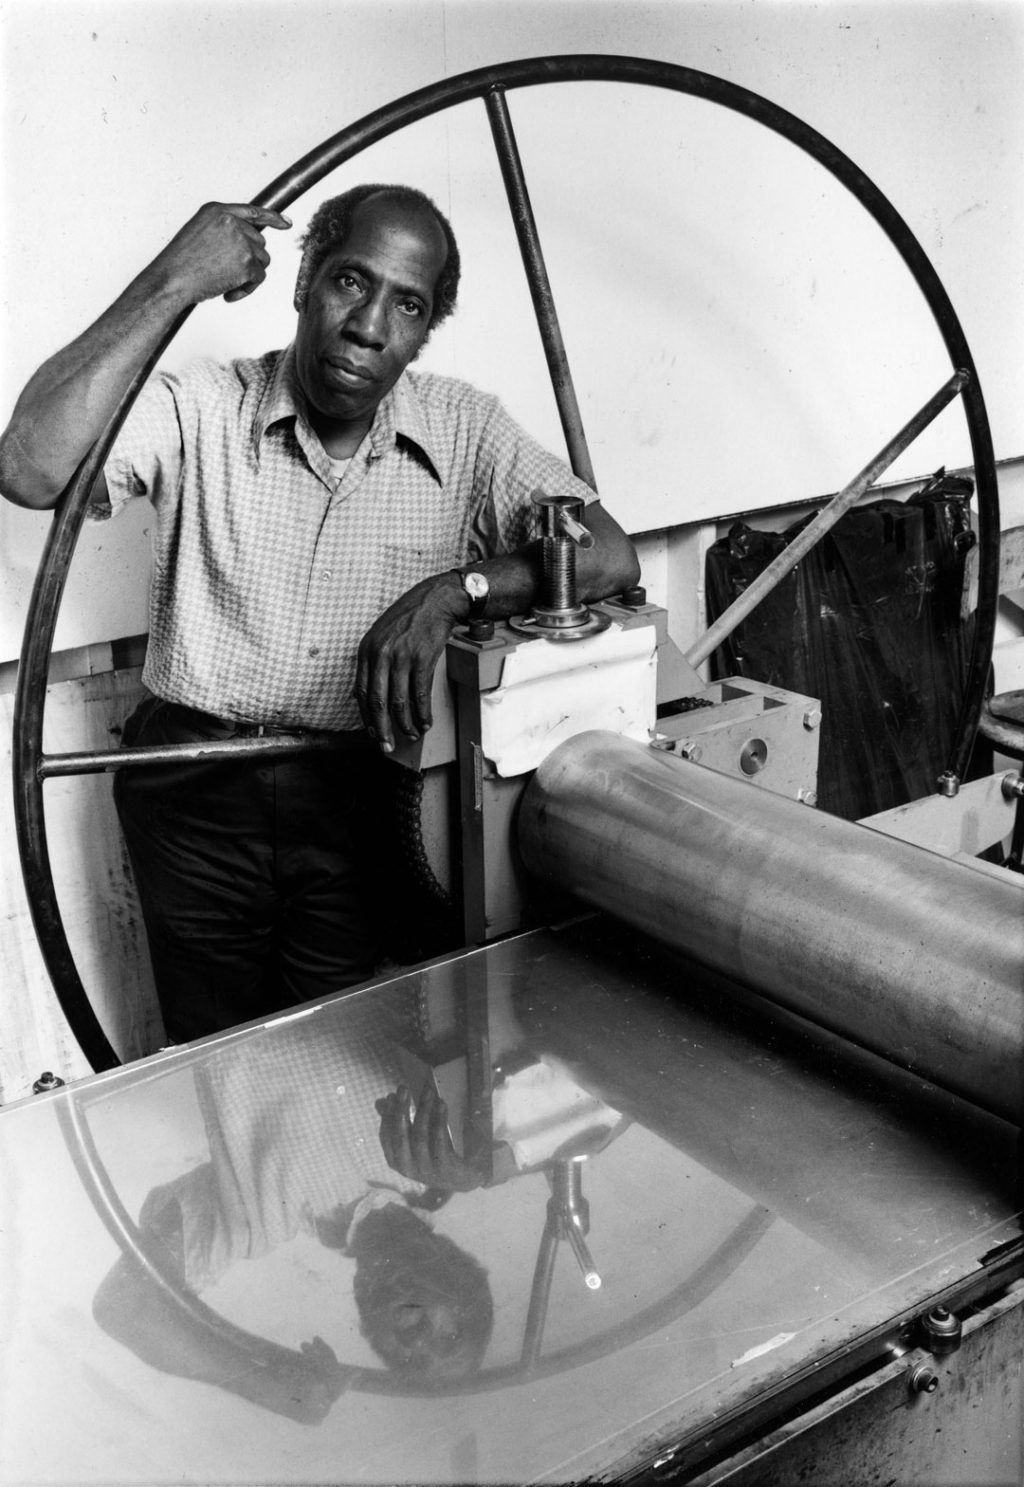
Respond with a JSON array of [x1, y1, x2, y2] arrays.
[[0, 919, 1018, 1484]]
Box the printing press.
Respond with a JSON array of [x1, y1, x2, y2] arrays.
[[3, 527, 1022, 1482], [2, 56, 1022, 1487]]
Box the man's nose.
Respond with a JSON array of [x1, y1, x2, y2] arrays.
[[344, 292, 387, 347]]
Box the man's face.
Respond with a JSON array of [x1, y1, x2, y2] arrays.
[[294, 195, 448, 438]]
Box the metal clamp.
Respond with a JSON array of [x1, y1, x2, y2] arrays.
[[509, 493, 611, 642]]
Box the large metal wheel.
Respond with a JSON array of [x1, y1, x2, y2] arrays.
[[13, 55, 1000, 1071]]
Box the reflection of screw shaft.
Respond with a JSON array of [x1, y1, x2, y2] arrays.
[[543, 538, 577, 610], [566, 1218, 602, 1288]]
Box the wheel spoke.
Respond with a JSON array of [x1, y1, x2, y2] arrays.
[[484, 87, 597, 492]]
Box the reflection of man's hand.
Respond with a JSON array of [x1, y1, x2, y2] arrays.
[[295, 1335, 350, 1415], [376, 1084, 486, 1192]]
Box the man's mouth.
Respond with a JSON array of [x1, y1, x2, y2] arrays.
[[324, 355, 376, 387]]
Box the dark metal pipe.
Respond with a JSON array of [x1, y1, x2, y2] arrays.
[[484, 88, 597, 491]]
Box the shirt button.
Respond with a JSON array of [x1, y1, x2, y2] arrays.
[[321, 570, 332, 582], [308, 646, 321, 657]]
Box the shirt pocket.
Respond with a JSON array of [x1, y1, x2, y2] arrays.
[[380, 541, 457, 604]]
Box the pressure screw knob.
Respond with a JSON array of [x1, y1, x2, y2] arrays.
[[922, 1304, 962, 1356]]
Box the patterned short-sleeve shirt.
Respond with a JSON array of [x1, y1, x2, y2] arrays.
[[103, 345, 593, 730], [137, 992, 418, 1291]]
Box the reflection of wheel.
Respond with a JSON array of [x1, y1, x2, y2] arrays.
[[60, 1084, 773, 1398], [14, 55, 999, 1071]]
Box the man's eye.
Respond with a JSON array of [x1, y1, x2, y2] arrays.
[[398, 300, 424, 318], [335, 273, 362, 292]]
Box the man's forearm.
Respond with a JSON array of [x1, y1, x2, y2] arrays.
[[449, 500, 639, 618], [354, 500, 640, 751], [0, 270, 191, 510], [0, 202, 291, 510]]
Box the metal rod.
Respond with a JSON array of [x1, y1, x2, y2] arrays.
[[12, 323, 190, 1072], [521, 1224, 560, 1370], [565, 1219, 602, 1290], [686, 368, 970, 670], [484, 87, 598, 491], [38, 734, 338, 778]]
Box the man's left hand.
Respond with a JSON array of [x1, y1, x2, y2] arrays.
[[354, 573, 464, 752]]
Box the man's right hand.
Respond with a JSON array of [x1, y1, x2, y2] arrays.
[[153, 201, 292, 306], [0, 201, 291, 510], [376, 1084, 487, 1193]]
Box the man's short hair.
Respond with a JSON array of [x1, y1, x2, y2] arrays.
[[294, 184, 460, 333], [351, 1205, 493, 1383]]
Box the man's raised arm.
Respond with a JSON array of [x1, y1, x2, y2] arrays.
[[0, 203, 290, 510]]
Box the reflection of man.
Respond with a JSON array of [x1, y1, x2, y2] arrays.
[[92, 1004, 493, 1422], [0, 184, 639, 1041]]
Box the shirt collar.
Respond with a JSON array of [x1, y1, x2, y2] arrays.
[[254, 345, 442, 483], [253, 343, 304, 448]]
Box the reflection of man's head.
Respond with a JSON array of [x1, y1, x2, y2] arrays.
[[349, 1205, 494, 1381]]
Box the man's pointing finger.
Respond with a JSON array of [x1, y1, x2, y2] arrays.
[[228, 203, 293, 231]]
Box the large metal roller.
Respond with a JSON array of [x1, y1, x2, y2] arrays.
[[518, 731, 1024, 1125]]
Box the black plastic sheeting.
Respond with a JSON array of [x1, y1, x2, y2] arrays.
[[705, 473, 976, 821]]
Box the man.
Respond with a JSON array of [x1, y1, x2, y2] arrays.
[[0, 185, 640, 1041]]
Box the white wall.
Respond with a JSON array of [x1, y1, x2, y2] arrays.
[[2, 0, 1022, 662]]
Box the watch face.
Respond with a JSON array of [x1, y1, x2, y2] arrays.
[[462, 570, 490, 619]]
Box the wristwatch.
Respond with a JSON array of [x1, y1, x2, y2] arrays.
[[457, 569, 490, 620]]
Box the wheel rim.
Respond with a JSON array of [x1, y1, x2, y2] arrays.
[[13, 53, 1000, 1070]]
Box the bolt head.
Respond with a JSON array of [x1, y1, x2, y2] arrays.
[[909, 1363, 939, 1394], [618, 584, 648, 609]]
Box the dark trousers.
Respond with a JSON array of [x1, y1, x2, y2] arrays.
[[114, 699, 391, 1043]]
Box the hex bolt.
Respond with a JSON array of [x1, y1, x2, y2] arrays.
[[797, 787, 818, 806], [803, 706, 822, 730], [32, 1070, 66, 1094], [618, 585, 648, 609]]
